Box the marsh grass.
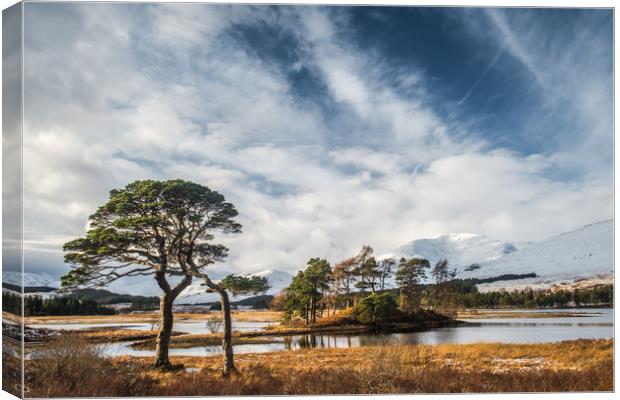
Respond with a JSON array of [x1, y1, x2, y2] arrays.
[[74, 328, 176, 342], [25, 334, 157, 397], [131, 333, 281, 349], [24, 336, 613, 396], [26, 334, 112, 397], [457, 309, 599, 319]]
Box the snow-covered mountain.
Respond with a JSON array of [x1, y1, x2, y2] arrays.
[[472, 219, 613, 287], [381, 233, 519, 278], [381, 220, 613, 290], [2, 271, 58, 288], [176, 269, 293, 304]]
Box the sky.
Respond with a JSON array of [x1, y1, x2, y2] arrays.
[[9, 4, 614, 286]]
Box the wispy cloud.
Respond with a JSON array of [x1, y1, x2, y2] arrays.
[[458, 44, 504, 106], [485, 8, 547, 88], [479, 8, 613, 180]]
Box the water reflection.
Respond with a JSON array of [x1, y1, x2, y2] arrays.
[[282, 334, 365, 350]]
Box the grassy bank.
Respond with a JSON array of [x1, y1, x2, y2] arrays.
[[23, 310, 282, 325], [131, 333, 283, 349], [76, 329, 185, 342], [25, 337, 612, 396], [456, 308, 608, 319]]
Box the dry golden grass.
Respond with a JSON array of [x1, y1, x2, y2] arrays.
[[154, 338, 611, 373], [229, 310, 283, 322], [423, 339, 613, 371], [3, 311, 22, 323], [74, 328, 185, 343], [457, 309, 598, 319], [116, 338, 614, 394], [25, 337, 613, 396], [24, 309, 283, 325], [131, 333, 282, 349]]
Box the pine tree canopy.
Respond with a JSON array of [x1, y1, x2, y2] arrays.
[[220, 275, 270, 297], [61, 179, 241, 290]]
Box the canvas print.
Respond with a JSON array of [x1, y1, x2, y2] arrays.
[[2, 2, 614, 397]]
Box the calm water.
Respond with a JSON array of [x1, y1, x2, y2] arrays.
[[96, 308, 613, 358]]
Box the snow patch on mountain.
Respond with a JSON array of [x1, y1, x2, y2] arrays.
[[472, 219, 613, 284], [176, 269, 293, 304], [382, 233, 519, 276], [2, 271, 58, 288]]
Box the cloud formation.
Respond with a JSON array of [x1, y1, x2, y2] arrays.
[[18, 5, 612, 285]]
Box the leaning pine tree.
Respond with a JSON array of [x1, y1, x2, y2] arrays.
[[216, 273, 269, 374], [61, 179, 244, 371]]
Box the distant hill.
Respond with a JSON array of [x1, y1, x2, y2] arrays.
[[71, 288, 159, 305], [2, 284, 160, 305], [234, 294, 274, 307]]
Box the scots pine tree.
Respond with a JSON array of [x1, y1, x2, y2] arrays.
[[62, 179, 241, 370]]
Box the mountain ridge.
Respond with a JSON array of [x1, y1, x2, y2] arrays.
[[381, 232, 519, 277], [470, 219, 613, 284]]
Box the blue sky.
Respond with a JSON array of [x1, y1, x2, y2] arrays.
[[14, 4, 613, 285]]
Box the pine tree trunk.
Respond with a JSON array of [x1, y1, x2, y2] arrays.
[[217, 288, 236, 376], [154, 293, 174, 369], [200, 274, 236, 377], [153, 273, 191, 370]]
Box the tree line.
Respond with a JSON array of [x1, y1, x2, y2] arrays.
[[2, 292, 116, 316], [454, 282, 613, 308]]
